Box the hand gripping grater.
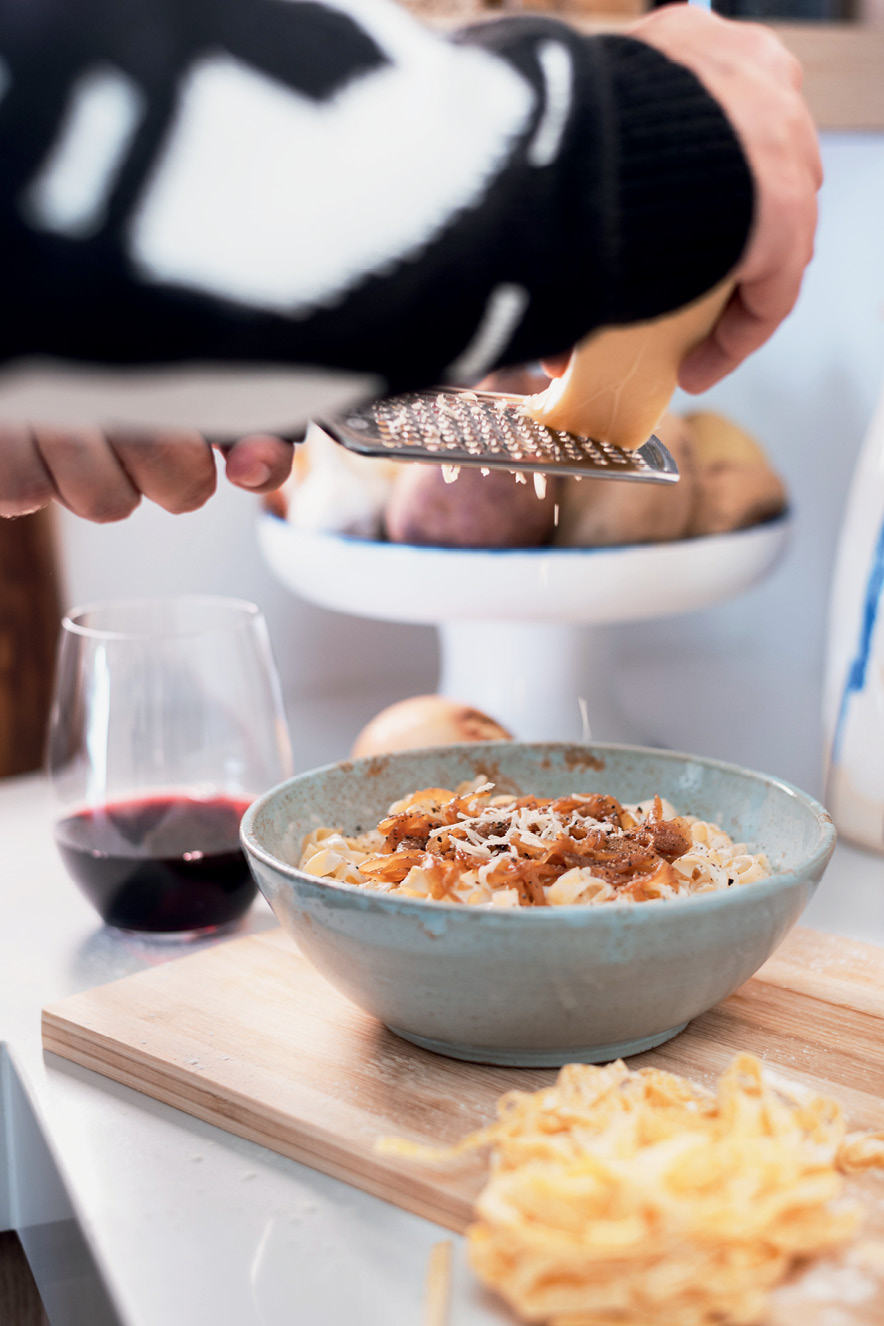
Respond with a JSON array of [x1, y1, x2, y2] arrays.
[[320, 387, 679, 483]]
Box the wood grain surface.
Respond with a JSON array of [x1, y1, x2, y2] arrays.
[[42, 925, 884, 1320], [0, 1233, 50, 1326], [420, 10, 884, 131], [0, 508, 61, 778]]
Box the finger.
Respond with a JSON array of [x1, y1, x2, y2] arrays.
[[780, 95, 823, 189], [785, 49, 805, 91], [681, 169, 816, 395], [109, 430, 217, 514], [540, 353, 571, 379], [33, 427, 142, 523], [678, 291, 777, 393], [735, 194, 817, 331], [678, 337, 743, 395], [0, 422, 56, 517], [742, 22, 803, 86], [220, 435, 294, 492], [801, 107, 824, 190]]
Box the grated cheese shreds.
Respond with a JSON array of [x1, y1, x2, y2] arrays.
[[380, 1055, 884, 1326], [423, 1240, 453, 1326], [298, 779, 770, 907]]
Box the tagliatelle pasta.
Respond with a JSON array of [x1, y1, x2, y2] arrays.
[[380, 1055, 884, 1326], [298, 779, 770, 907]]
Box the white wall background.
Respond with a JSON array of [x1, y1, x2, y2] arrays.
[[57, 132, 884, 793]]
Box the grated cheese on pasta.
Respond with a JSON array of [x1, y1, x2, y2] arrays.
[[298, 779, 770, 907]]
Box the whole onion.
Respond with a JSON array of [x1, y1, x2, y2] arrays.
[[351, 695, 511, 758]]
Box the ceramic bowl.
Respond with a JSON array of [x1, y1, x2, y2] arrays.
[[241, 742, 835, 1066]]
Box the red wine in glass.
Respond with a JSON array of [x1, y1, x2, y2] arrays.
[[55, 793, 256, 934], [48, 597, 293, 936]]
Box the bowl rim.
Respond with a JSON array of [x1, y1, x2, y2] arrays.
[[241, 740, 836, 921], [261, 509, 792, 558]]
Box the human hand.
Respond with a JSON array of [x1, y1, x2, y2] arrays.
[[628, 6, 822, 393], [0, 426, 294, 521]]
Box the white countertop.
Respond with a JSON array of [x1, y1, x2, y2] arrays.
[[2, 697, 884, 1326]]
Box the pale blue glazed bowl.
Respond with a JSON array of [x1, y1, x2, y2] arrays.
[[241, 743, 835, 1066]]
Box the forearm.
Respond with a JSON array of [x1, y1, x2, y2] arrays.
[[0, 0, 753, 428]]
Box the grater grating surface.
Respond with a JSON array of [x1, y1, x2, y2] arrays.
[[320, 388, 679, 483]]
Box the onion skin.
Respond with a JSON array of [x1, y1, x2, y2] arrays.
[[351, 695, 511, 758]]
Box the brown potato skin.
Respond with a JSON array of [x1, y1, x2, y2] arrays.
[[553, 414, 697, 547], [683, 412, 787, 537], [384, 464, 559, 549], [688, 464, 787, 537]]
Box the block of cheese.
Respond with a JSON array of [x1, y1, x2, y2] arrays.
[[524, 279, 733, 451]]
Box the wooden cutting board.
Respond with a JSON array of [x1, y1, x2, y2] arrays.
[[42, 925, 884, 1322]]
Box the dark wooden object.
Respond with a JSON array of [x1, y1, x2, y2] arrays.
[[0, 509, 62, 777], [0, 1232, 50, 1326]]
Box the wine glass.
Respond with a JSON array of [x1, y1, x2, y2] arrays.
[[48, 596, 293, 937]]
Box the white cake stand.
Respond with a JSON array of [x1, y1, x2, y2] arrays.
[[259, 513, 790, 743]]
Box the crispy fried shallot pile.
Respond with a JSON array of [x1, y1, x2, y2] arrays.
[[359, 787, 692, 906]]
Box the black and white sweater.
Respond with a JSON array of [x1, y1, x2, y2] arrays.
[[0, 0, 753, 433]]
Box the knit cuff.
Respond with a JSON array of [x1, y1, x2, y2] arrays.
[[589, 35, 753, 325]]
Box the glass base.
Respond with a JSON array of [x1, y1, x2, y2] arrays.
[[105, 916, 247, 945]]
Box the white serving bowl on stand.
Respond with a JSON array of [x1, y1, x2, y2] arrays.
[[259, 512, 790, 742]]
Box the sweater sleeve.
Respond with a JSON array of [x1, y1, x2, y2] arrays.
[[0, 0, 753, 431]]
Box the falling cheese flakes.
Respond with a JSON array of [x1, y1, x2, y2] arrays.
[[379, 1055, 884, 1326]]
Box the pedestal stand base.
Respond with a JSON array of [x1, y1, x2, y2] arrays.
[[437, 620, 633, 743]]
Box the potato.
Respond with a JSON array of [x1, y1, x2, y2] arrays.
[[287, 424, 400, 538], [384, 464, 559, 549], [351, 695, 511, 758], [684, 412, 787, 537], [553, 413, 697, 547]]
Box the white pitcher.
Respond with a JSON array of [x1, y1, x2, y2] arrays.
[[823, 378, 884, 850]]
